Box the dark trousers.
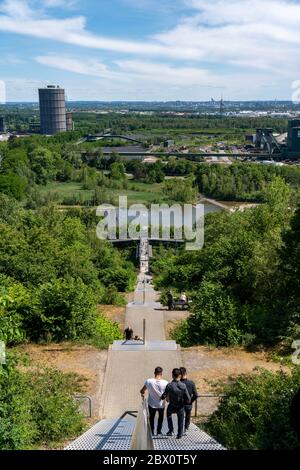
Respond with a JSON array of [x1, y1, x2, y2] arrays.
[[167, 404, 185, 437], [148, 406, 164, 434], [184, 405, 192, 430]]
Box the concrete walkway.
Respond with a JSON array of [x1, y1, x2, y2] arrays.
[[67, 239, 225, 450], [100, 275, 182, 419]]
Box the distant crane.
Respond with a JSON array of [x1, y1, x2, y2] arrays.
[[219, 96, 225, 115]]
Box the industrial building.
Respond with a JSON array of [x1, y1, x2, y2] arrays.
[[254, 119, 300, 158], [39, 85, 67, 135], [164, 139, 175, 148], [0, 117, 6, 133], [287, 119, 300, 153], [66, 112, 74, 131]]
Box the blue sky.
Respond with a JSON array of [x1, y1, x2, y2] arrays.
[[0, 0, 299, 101]]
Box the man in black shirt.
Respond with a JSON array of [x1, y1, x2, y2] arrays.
[[124, 326, 133, 341], [180, 367, 198, 433], [161, 368, 191, 439]]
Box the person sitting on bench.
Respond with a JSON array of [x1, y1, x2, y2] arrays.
[[134, 335, 143, 341]]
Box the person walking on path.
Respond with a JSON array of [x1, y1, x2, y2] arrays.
[[180, 367, 198, 434], [161, 368, 191, 439], [167, 290, 173, 311], [140, 367, 168, 436]]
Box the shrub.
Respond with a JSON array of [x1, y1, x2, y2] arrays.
[[0, 364, 37, 449], [100, 267, 135, 292], [0, 173, 27, 200], [91, 314, 123, 349], [101, 286, 126, 307], [0, 360, 85, 450], [29, 368, 85, 443], [24, 278, 98, 342], [0, 278, 30, 345], [172, 282, 248, 347], [205, 367, 300, 450]]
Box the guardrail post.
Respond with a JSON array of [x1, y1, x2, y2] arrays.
[[74, 395, 92, 418], [143, 319, 146, 343]]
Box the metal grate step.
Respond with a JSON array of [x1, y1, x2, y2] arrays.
[[65, 416, 225, 451], [65, 416, 136, 451]]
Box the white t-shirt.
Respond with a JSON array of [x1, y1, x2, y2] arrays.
[[145, 378, 168, 409]]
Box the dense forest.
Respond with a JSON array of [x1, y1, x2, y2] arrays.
[[196, 163, 300, 202], [154, 177, 299, 348], [1, 106, 288, 135], [0, 196, 136, 347]]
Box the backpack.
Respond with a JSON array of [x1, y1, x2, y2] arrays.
[[169, 382, 188, 407]]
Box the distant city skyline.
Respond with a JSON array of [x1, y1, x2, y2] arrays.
[[0, 0, 300, 102]]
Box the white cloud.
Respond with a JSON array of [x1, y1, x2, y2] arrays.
[[1, 0, 300, 99], [155, 0, 300, 71], [35, 54, 215, 87], [43, 0, 75, 6], [0, 0, 300, 71], [116, 60, 212, 86], [0, 0, 190, 58], [0, 0, 33, 18], [0, 54, 25, 65], [35, 54, 138, 84], [35, 53, 285, 100], [36, 55, 108, 77]]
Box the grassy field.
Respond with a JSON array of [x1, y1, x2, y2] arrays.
[[40, 181, 169, 206], [40, 182, 94, 204]]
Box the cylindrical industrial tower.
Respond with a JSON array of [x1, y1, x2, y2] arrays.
[[66, 112, 73, 131], [0, 116, 6, 133], [39, 85, 67, 135]]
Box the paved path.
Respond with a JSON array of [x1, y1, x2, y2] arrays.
[[101, 349, 181, 419], [67, 239, 225, 450], [101, 274, 181, 419], [125, 276, 166, 341]]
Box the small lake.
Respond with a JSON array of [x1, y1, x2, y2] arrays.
[[203, 202, 223, 214]]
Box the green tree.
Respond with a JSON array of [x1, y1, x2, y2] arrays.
[[24, 278, 98, 342], [0, 278, 29, 344], [280, 204, 300, 338], [163, 178, 197, 203], [0, 360, 84, 450], [0, 173, 27, 200], [29, 147, 57, 184], [172, 281, 247, 347], [110, 161, 125, 180], [206, 368, 300, 450]]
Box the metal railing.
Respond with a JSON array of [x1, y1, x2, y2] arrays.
[[131, 399, 154, 450], [74, 395, 92, 418]]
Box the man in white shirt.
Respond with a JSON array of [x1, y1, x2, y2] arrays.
[[140, 367, 168, 436]]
